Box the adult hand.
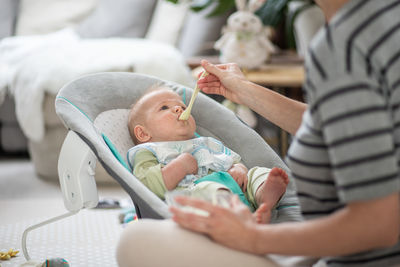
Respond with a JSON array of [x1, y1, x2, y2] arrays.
[[228, 163, 248, 192], [198, 60, 307, 136], [197, 60, 247, 105], [170, 195, 260, 254]]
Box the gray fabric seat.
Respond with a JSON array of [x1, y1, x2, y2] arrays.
[[56, 72, 301, 221]]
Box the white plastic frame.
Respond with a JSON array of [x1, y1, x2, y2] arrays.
[[58, 130, 98, 211], [22, 131, 99, 261]]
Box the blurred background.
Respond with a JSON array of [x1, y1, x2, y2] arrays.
[[0, 0, 324, 265]]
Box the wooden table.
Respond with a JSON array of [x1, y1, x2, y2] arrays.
[[243, 52, 304, 156], [187, 51, 305, 156], [188, 51, 304, 87], [187, 51, 304, 86], [243, 64, 304, 88]]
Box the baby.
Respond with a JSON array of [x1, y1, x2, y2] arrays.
[[127, 85, 289, 223]]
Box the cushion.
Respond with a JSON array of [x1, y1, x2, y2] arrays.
[[0, 0, 19, 38], [76, 0, 157, 39], [289, 2, 324, 58], [0, 95, 27, 152], [1, 125, 28, 151], [94, 109, 134, 164], [16, 0, 98, 35], [145, 0, 189, 46]]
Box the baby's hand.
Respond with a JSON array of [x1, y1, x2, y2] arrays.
[[162, 153, 198, 190], [177, 153, 198, 175], [228, 163, 248, 192]]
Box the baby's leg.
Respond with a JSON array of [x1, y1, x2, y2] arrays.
[[191, 180, 232, 207], [254, 167, 289, 223]]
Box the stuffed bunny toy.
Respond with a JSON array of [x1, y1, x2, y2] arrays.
[[214, 0, 276, 69]]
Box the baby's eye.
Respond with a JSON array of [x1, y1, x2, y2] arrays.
[[181, 106, 186, 110], [160, 105, 169, 110]]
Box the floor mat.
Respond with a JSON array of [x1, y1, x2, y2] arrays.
[[0, 209, 123, 267]]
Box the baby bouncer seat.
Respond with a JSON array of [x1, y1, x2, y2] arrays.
[[54, 72, 301, 222]]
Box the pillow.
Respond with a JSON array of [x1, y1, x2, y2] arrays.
[[76, 0, 157, 38], [0, 0, 19, 38], [145, 0, 189, 46], [94, 109, 134, 162], [15, 0, 98, 35], [290, 2, 324, 58]]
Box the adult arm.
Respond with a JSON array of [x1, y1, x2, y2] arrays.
[[171, 192, 399, 257], [198, 60, 307, 135]]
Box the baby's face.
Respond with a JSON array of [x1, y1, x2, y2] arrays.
[[139, 90, 196, 142]]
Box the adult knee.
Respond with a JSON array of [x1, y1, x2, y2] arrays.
[[116, 220, 153, 267]]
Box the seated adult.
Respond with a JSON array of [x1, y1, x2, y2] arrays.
[[117, 1, 400, 266]]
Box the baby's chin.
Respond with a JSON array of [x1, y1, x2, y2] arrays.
[[172, 133, 196, 142], [151, 134, 195, 143], [175, 135, 196, 141]]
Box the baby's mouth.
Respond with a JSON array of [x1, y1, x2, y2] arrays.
[[178, 118, 189, 126]]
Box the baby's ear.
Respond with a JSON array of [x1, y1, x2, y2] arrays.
[[134, 125, 151, 143]]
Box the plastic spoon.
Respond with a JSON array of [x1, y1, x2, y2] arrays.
[[179, 71, 208, 121]]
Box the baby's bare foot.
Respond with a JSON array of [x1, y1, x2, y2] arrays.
[[254, 167, 289, 223]]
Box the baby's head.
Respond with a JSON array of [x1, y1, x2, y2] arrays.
[[128, 85, 196, 145]]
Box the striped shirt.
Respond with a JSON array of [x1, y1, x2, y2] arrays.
[[286, 0, 400, 266]]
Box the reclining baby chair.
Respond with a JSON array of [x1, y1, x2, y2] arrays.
[[53, 72, 301, 221], [22, 72, 303, 262]]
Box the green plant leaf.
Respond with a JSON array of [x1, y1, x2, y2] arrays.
[[255, 0, 291, 26], [190, 0, 213, 12], [206, 0, 236, 17]]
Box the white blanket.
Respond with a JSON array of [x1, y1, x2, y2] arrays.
[[0, 28, 194, 141]]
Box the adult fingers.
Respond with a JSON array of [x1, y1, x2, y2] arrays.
[[230, 195, 253, 216], [196, 69, 213, 79], [173, 196, 222, 214], [230, 195, 243, 209], [197, 70, 204, 79], [197, 80, 221, 88], [170, 206, 212, 234], [201, 60, 224, 77], [197, 78, 223, 95]]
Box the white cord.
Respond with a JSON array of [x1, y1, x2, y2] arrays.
[[21, 210, 79, 261]]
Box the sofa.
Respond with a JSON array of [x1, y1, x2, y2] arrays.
[[0, 0, 229, 183], [0, 0, 25, 155]]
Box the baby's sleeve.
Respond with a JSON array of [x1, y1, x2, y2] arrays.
[[133, 149, 168, 199]]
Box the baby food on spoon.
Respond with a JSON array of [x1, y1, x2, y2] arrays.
[[179, 71, 208, 121]]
